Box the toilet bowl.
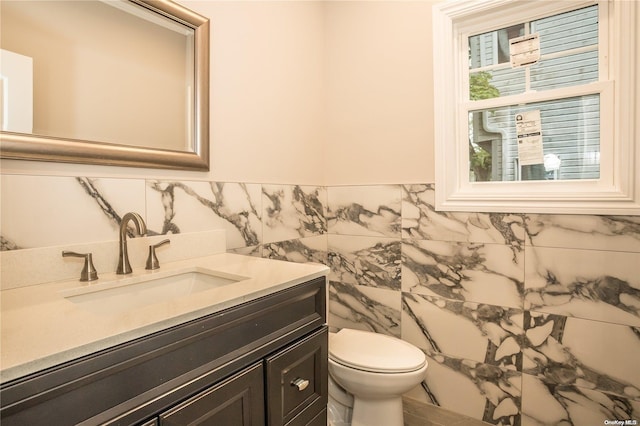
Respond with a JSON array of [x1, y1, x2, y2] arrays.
[[327, 329, 428, 426]]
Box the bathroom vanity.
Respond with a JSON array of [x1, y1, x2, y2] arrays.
[[0, 253, 329, 425]]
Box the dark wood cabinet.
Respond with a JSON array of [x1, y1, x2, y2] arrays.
[[266, 330, 328, 426], [160, 363, 265, 426], [0, 277, 327, 426]]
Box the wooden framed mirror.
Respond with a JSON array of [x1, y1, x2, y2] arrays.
[[0, 0, 210, 171]]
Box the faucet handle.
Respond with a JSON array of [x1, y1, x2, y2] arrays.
[[62, 251, 99, 282], [146, 239, 170, 270]]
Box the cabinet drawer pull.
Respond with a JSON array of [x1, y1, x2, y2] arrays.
[[291, 378, 310, 391]]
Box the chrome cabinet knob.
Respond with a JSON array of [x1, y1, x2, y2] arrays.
[[291, 378, 310, 391]]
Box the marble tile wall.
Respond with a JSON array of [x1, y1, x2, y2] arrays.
[[0, 175, 327, 263], [326, 185, 403, 336], [326, 184, 640, 426], [2, 176, 639, 425]]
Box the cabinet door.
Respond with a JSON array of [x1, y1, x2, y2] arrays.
[[265, 327, 328, 426], [160, 363, 264, 426]]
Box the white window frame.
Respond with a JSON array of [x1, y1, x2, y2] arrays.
[[433, 0, 639, 215]]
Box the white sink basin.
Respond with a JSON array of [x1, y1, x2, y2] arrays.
[[61, 268, 249, 315]]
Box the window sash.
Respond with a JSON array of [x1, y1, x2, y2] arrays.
[[462, 80, 610, 112], [462, 3, 606, 102], [458, 81, 614, 185]]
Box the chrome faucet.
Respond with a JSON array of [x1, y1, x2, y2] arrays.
[[117, 212, 147, 275]]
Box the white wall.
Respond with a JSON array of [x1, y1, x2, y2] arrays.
[[1, 1, 437, 186], [324, 1, 435, 186], [195, 1, 326, 185], [1, 1, 326, 186]]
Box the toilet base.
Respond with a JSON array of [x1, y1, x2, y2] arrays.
[[351, 396, 404, 426], [327, 395, 352, 426]]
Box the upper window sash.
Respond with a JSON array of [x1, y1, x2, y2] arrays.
[[460, 2, 606, 103]]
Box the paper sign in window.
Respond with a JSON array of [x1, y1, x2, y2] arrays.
[[515, 110, 544, 166], [509, 33, 540, 68]]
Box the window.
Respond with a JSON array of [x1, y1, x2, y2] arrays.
[[468, 6, 601, 183], [433, 0, 639, 215]]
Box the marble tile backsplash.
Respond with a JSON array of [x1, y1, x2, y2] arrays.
[[2, 177, 639, 425], [1, 176, 147, 249], [146, 180, 264, 249], [1, 177, 326, 252]]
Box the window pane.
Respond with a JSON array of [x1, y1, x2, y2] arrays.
[[531, 50, 598, 91], [470, 68, 526, 100], [531, 5, 598, 56], [468, 5, 599, 100], [469, 24, 525, 68], [469, 94, 600, 182], [468, 24, 527, 99]]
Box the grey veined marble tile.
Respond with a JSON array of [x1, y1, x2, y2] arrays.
[[328, 280, 401, 337], [146, 181, 262, 250], [401, 184, 526, 247], [402, 293, 524, 370], [262, 235, 328, 265], [522, 311, 640, 402], [402, 240, 524, 308], [1, 175, 146, 250], [525, 246, 640, 327], [227, 245, 262, 257], [328, 234, 401, 290], [405, 352, 522, 426], [521, 374, 640, 426], [524, 214, 640, 253], [262, 185, 326, 243], [327, 185, 402, 237]]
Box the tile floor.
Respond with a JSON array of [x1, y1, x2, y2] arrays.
[[403, 397, 488, 426]]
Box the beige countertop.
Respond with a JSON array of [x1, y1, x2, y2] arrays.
[[0, 253, 328, 383]]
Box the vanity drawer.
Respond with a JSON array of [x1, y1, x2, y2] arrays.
[[265, 327, 328, 426], [159, 363, 264, 426]]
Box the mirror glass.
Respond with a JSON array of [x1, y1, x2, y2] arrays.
[[0, 0, 209, 170]]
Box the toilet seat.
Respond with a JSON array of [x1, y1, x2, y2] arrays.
[[329, 329, 426, 373]]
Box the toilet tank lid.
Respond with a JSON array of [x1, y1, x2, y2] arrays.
[[329, 329, 426, 373]]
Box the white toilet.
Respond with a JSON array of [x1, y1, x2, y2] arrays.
[[327, 328, 428, 426]]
